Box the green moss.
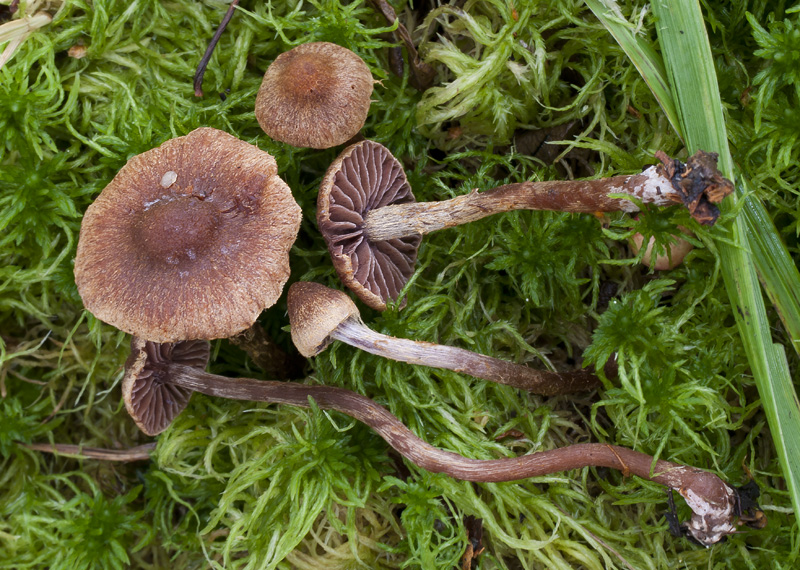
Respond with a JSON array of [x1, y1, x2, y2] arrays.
[[0, 0, 798, 568]]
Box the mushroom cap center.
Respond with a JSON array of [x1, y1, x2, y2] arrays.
[[136, 195, 220, 265], [282, 52, 335, 100]]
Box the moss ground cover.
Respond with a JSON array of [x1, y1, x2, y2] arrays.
[[0, 0, 798, 568]]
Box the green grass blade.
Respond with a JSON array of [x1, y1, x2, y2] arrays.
[[588, 0, 800, 355], [649, 0, 800, 523], [583, 0, 681, 137], [741, 188, 800, 355]]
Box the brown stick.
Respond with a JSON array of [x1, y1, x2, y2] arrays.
[[23, 442, 156, 461], [366, 0, 436, 90], [194, 0, 240, 97]]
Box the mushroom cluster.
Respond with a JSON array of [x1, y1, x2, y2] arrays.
[[121, 335, 764, 547], [69, 38, 754, 551]]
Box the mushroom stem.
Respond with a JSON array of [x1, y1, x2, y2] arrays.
[[363, 150, 732, 241], [331, 317, 600, 395], [166, 363, 747, 546], [228, 324, 305, 379]]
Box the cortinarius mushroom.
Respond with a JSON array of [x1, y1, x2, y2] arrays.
[[122, 336, 210, 436], [255, 42, 374, 149], [125, 336, 764, 546], [317, 141, 733, 310], [286, 282, 601, 395], [630, 227, 695, 270], [74, 127, 302, 343]]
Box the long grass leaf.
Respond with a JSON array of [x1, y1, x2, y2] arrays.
[[588, 0, 800, 521], [649, 0, 800, 524], [588, 0, 800, 354], [583, 0, 681, 136]]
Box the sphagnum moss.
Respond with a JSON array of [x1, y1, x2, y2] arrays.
[[0, 0, 796, 568]]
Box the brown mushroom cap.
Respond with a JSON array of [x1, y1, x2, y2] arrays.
[[287, 282, 360, 357], [74, 127, 302, 342], [122, 336, 210, 436], [255, 42, 374, 149], [317, 140, 421, 311], [630, 227, 694, 270]]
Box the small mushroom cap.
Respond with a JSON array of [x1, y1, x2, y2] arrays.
[[287, 282, 361, 357], [122, 336, 210, 436], [317, 140, 421, 311], [630, 227, 694, 270], [74, 127, 302, 342], [255, 42, 374, 149]]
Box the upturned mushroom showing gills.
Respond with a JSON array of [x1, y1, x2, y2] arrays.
[[126, 336, 765, 547], [123, 336, 210, 436], [74, 127, 302, 343], [317, 140, 734, 310], [286, 282, 601, 395], [255, 42, 374, 149]]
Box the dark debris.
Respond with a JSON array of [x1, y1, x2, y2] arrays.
[[655, 150, 734, 226]]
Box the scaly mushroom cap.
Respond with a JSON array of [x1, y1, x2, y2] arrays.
[[255, 42, 374, 149], [317, 140, 421, 311], [74, 127, 302, 342], [122, 336, 210, 436], [287, 282, 360, 357]]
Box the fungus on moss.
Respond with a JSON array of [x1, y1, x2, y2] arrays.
[[123, 336, 765, 547], [287, 282, 601, 395], [255, 42, 374, 149], [318, 141, 733, 310], [74, 127, 302, 343], [122, 336, 210, 436]]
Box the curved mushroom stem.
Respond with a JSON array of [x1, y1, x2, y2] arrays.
[[166, 363, 753, 547], [363, 150, 732, 241], [331, 317, 600, 395]]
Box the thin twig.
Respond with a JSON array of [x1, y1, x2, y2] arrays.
[[194, 0, 240, 97], [8, 369, 48, 385], [22, 442, 156, 462]]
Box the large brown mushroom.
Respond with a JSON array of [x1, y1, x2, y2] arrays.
[[287, 282, 601, 395], [255, 42, 374, 149], [74, 127, 302, 347], [317, 141, 733, 310], [123, 336, 763, 546]]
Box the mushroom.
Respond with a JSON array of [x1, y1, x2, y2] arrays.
[[317, 141, 733, 310], [122, 336, 210, 436], [255, 42, 374, 149], [125, 336, 764, 546], [74, 127, 302, 345], [286, 282, 601, 395], [630, 227, 695, 270]]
